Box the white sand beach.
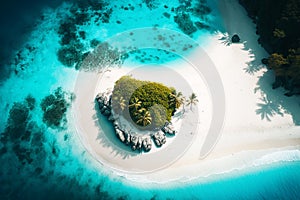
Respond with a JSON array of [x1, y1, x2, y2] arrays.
[[72, 0, 300, 183]]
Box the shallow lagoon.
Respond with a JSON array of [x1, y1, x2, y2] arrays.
[[0, 0, 299, 199]]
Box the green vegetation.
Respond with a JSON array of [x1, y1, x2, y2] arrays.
[[186, 93, 199, 111], [111, 76, 180, 128], [239, 0, 300, 95]]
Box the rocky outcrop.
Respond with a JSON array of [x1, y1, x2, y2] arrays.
[[108, 114, 115, 121], [124, 131, 131, 145], [115, 127, 125, 143], [130, 135, 138, 151], [231, 34, 240, 43], [161, 122, 176, 135], [96, 93, 179, 153], [142, 136, 152, 152], [137, 136, 142, 150], [152, 131, 166, 147]]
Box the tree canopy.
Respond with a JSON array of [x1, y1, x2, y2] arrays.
[[240, 0, 300, 94], [111, 76, 179, 128]]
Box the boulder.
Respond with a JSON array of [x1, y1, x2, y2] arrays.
[[103, 99, 109, 107], [115, 128, 125, 142], [106, 104, 112, 110], [142, 137, 152, 152], [231, 34, 240, 43], [154, 139, 161, 147], [166, 124, 176, 135], [108, 114, 114, 121], [96, 93, 104, 101], [97, 96, 104, 103], [261, 58, 268, 65], [98, 101, 104, 109], [124, 131, 131, 145], [100, 106, 107, 113], [131, 135, 138, 151], [103, 109, 111, 116], [153, 131, 166, 147], [161, 123, 176, 135], [137, 137, 142, 150], [113, 121, 119, 127]]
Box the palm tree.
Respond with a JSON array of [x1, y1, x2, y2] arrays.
[[129, 97, 142, 111], [119, 96, 126, 112], [186, 93, 199, 111], [136, 108, 152, 126], [169, 91, 183, 109], [112, 95, 126, 113], [179, 96, 186, 113]]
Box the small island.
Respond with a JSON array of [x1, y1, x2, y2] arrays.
[[95, 75, 186, 152]]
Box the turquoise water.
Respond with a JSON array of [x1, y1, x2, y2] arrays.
[[0, 0, 299, 199]]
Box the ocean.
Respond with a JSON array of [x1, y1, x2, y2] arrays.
[[0, 0, 299, 199]]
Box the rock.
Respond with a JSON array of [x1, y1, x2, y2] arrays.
[[124, 132, 131, 145], [142, 137, 152, 152], [100, 106, 107, 113], [231, 34, 240, 43], [131, 135, 138, 151], [261, 58, 268, 65], [96, 94, 105, 110], [103, 109, 111, 116], [161, 123, 176, 135], [106, 104, 112, 111], [113, 121, 119, 127], [115, 128, 125, 142], [153, 131, 166, 147], [154, 139, 161, 147], [103, 99, 109, 107], [108, 114, 114, 121], [96, 93, 103, 101], [137, 137, 142, 150], [98, 102, 104, 109]]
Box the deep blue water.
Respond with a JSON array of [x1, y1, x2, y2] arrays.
[[0, 0, 300, 199]]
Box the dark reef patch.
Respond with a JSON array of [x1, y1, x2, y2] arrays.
[[56, 0, 113, 69], [163, 12, 171, 19], [57, 45, 83, 67], [143, 0, 159, 10], [40, 87, 74, 129], [0, 93, 122, 200], [173, 0, 211, 36], [174, 13, 197, 35]]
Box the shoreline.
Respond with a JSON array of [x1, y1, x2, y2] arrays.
[[73, 61, 209, 174], [72, 0, 300, 183]]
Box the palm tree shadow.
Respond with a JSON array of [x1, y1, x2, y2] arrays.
[[92, 101, 139, 159], [243, 53, 265, 75], [225, 26, 300, 125], [255, 96, 284, 121], [254, 71, 300, 125], [219, 34, 265, 74], [219, 34, 231, 46]]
